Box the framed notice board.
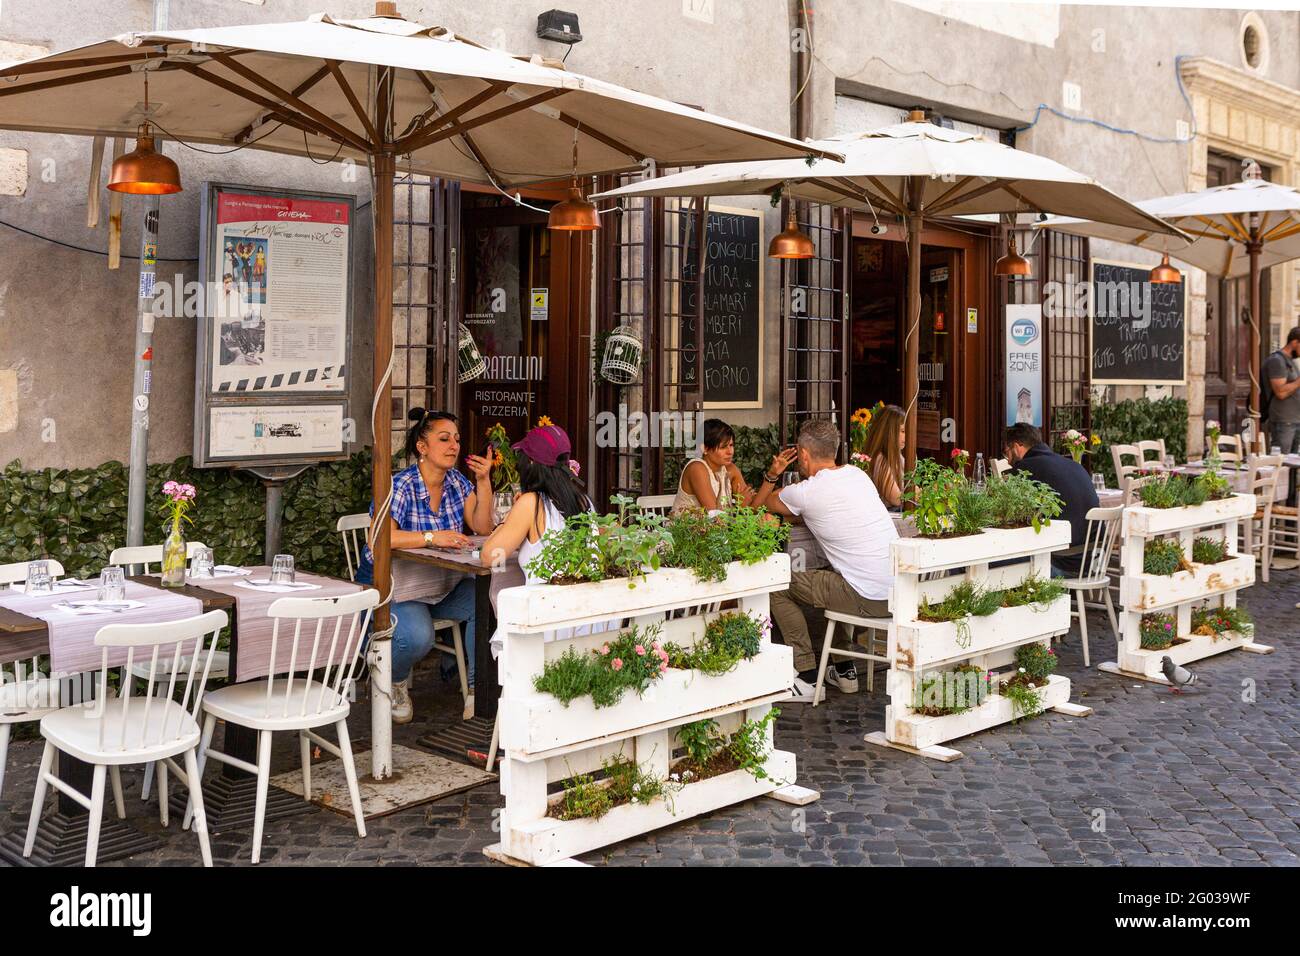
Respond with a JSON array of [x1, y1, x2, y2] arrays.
[[681, 205, 764, 409], [193, 183, 354, 467], [1090, 258, 1187, 385]]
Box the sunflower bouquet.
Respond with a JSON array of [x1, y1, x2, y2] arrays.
[[849, 401, 885, 456]]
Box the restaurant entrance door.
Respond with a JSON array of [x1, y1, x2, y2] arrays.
[[457, 191, 592, 463], [849, 217, 992, 462]]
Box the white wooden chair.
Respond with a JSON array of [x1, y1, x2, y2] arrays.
[[186, 589, 377, 863], [336, 512, 467, 701], [635, 494, 676, 516], [1241, 455, 1282, 583], [1059, 506, 1122, 668], [23, 609, 226, 867], [108, 541, 211, 575], [812, 610, 891, 706], [1110, 444, 1144, 490], [991, 458, 1011, 477], [0, 559, 67, 797], [1122, 473, 1161, 506], [1135, 439, 1167, 468]]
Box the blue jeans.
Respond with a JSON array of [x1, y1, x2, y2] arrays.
[[357, 561, 476, 683], [1270, 421, 1300, 455]]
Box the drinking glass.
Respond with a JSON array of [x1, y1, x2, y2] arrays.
[[1164, 455, 1176, 471], [1092, 473, 1106, 493], [98, 566, 126, 603], [782, 471, 799, 487], [493, 490, 514, 526], [271, 554, 296, 584], [190, 547, 215, 578], [1270, 445, 1282, 457], [25, 560, 53, 594]]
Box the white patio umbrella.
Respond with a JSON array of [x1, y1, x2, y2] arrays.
[[1043, 177, 1300, 425], [0, 2, 838, 780], [593, 111, 1187, 466]]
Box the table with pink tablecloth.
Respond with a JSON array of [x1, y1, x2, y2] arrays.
[[178, 567, 369, 682], [1176, 463, 1289, 503], [0, 580, 202, 675]]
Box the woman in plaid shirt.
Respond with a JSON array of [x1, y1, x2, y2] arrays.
[[357, 408, 495, 723]]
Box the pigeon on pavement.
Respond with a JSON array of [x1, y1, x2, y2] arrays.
[[1161, 656, 1198, 694]]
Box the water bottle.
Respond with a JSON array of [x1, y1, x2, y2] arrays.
[[974, 453, 986, 489]]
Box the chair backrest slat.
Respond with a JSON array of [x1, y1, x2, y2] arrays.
[[1081, 506, 1124, 580], [260, 590, 380, 720], [635, 494, 675, 517], [0, 559, 67, 586], [336, 514, 370, 582]]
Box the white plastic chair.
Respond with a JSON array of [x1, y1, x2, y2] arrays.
[[108, 541, 211, 575], [1241, 455, 1282, 583], [1060, 506, 1122, 668], [187, 589, 377, 863], [337, 512, 467, 701], [1111, 444, 1144, 489], [635, 494, 676, 517], [22, 609, 227, 867], [0, 559, 67, 797]]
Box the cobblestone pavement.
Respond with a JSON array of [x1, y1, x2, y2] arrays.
[[1, 573, 1296, 867]]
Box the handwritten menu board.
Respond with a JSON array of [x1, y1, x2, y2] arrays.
[[681, 206, 764, 408], [1090, 259, 1186, 385]]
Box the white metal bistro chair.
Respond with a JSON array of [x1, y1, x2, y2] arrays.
[[812, 611, 891, 706], [336, 512, 468, 701], [186, 589, 377, 863], [23, 609, 226, 867], [1241, 455, 1282, 583], [635, 494, 676, 517], [108, 541, 212, 575], [1059, 506, 1122, 668], [0, 559, 67, 798]]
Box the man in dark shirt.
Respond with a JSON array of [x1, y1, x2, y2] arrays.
[[1003, 423, 1099, 576]]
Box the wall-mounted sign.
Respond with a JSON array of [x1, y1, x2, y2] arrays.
[[194, 183, 354, 468], [1089, 259, 1186, 385], [207, 403, 345, 462], [530, 288, 549, 322], [966, 307, 978, 333], [1005, 303, 1043, 427], [929, 267, 949, 283]]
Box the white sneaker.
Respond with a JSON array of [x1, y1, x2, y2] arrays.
[[825, 662, 860, 694], [392, 677, 414, 724], [789, 675, 825, 704]]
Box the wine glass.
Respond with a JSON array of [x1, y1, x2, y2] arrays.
[[98, 566, 126, 603], [1092, 473, 1106, 493], [271, 554, 295, 584]]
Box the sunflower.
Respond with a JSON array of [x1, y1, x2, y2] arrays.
[[537, 415, 555, 428], [851, 408, 871, 425]]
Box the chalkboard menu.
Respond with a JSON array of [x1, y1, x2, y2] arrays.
[[1090, 259, 1187, 385], [681, 206, 764, 408]]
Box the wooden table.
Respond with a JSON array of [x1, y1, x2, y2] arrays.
[[392, 538, 526, 719]]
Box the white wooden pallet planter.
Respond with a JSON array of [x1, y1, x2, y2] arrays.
[[491, 554, 806, 865], [1119, 554, 1254, 611], [883, 673, 1073, 751], [1103, 493, 1272, 681], [869, 520, 1090, 761], [894, 597, 1071, 672]]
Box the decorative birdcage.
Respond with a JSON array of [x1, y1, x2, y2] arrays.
[[457, 324, 486, 383], [600, 325, 642, 384]]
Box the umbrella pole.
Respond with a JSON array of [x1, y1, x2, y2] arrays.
[[903, 188, 923, 472], [370, 146, 395, 780], [1248, 233, 1263, 444]]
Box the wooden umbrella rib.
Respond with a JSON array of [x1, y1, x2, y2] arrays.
[[1215, 212, 1250, 243], [926, 177, 1006, 214], [181, 63, 346, 147], [391, 81, 513, 154], [926, 175, 977, 212], [833, 176, 902, 215], [209, 52, 371, 152], [866, 176, 906, 214], [0, 50, 168, 78], [326, 60, 379, 146], [554, 111, 645, 162], [232, 63, 330, 143], [0, 62, 134, 98], [1263, 218, 1300, 242]]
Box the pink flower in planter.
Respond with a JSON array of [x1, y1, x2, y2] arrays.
[[635, 645, 646, 656], [659, 662, 668, 672], [611, 658, 623, 671], [600, 644, 610, 655]]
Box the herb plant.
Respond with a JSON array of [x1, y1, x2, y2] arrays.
[[1191, 536, 1228, 564], [904, 458, 963, 537], [1001, 573, 1066, 608], [913, 665, 991, 716], [728, 708, 783, 783], [1013, 641, 1057, 683], [983, 471, 1063, 532], [532, 624, 669, 708], [1143, 538, 1188, 576], [677, 718, 724, 767], [525, 495, 673, 585], [1000, 680, 1044, 721], [1191, 604, 1252, 637], [554, 769, 613, 821], [1139, 612, 1178, 649]]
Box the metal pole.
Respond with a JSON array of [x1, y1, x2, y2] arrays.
[[1248, 221, 1263, 441], [125, 0, 170, 548], [263, 480, 284, 561], [903, 185, 923, 472]]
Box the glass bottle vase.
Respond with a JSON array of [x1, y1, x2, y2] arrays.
[[161, 521, 187, 587]]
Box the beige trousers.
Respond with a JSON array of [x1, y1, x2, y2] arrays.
[[768, 569, 890, 673]]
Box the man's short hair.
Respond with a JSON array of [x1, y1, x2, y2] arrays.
[[797, 419, 840, 460], [1286, 326, 1300, 345], [1004, 423, 1042, 448]]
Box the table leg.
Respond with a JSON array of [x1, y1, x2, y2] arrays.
[[473, 575, 497, 719]]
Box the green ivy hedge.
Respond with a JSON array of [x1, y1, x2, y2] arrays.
[[1091, 397, 1189, 487], [0, 452, 378, 579]]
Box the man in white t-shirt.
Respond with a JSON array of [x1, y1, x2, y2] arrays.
[[757, 419, 897, 702]]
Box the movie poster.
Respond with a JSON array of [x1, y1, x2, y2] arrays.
[[209, 192, 350, 393]]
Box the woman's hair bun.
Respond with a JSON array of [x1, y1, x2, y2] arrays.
[[408, 407, 426, 423]]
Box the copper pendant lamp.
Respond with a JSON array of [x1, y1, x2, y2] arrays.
[[107, 69, 181, 195], [768, 208, 815, 259], [994, 232, 1031, 276], [1149, 252, 1181, 284], [548, 128, 600, 231]]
